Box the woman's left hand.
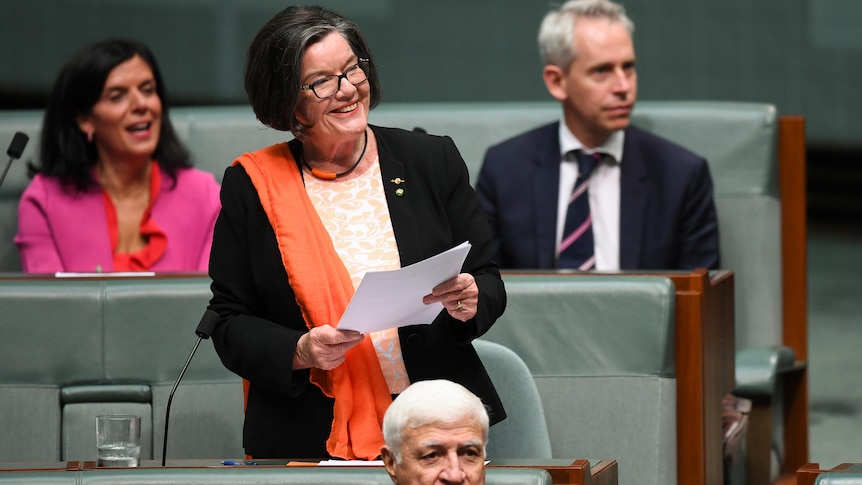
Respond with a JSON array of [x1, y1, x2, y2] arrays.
[[423, 273, 478, 322]]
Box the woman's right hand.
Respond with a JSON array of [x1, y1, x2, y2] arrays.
[[293, 325, 364, 370]]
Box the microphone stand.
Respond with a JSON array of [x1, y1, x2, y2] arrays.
[[1, 132, 28, 189], [161, 309, 220, 466]]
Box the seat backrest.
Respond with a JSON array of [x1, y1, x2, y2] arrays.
[[0, 276, 244, 463], [177, 106, 288, 182], [0, 102, 799, 355], [473, 339, 552, 459], [369, 101, 561, 183], [369, 100, 810, 480], [372, 101, 785, 352], [0, 107, 280, 272], [629, 101, 783, 351], [0, 279, 105, 462], [482, 274, 677, 485], [629, 104, 811, 479]]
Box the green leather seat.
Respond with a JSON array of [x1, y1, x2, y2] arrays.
[[0, 101, 805, 484], [474, 339, 552, 459], [0, 277, 243, 464], [482, 274, 677, 485]]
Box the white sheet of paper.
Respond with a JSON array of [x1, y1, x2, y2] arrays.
[[336, 241, 472, 333], [54, 272, 156, 278], [317, 459, 384, 466]]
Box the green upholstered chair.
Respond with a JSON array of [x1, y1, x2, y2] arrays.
[[474, 339, 553, 459], [482, 274, 678, 485], [0, 277, 243, 464], [0, 101, 808, 483], [99, 278, 244, 462], [370, 100, 808, 485], [629, 103, 809, 485], [178, 106, 288, 182], [0, 279, 104, 462]]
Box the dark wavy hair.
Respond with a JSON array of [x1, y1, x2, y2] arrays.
[[244, 5, 381, 136], [31, 38, 190, 192]]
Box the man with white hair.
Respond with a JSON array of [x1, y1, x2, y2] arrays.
[[381, 379, 489, 485]]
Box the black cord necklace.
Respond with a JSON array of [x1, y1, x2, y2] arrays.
[[303, 130, 368, 181]]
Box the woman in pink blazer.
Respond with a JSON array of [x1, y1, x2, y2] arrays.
[[14, 39, 220, 274]]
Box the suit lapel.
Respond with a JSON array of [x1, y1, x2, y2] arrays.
[[531, 124, 563, 268], [374, 128, 425, 267], [619, 126, 648, 269]]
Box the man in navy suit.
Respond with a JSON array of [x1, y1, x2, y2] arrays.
[[476, 0, 719, 270]]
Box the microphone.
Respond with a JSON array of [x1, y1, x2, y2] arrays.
[[1, 132, 29, 189], [161, 309, 220, 466]]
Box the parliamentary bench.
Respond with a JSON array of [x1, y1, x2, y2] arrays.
[[0, 100, 808, 485]]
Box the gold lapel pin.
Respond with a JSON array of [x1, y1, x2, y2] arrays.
[[390, 178, 406, 185]]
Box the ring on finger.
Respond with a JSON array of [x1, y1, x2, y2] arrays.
[[455, 300, 463, 311]]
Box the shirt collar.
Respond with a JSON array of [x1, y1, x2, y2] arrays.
[[558, 118, 625, 164]]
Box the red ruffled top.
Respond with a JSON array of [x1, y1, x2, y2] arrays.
[[101, 162, 167, 272]]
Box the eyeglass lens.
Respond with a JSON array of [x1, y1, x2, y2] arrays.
[[311, 62, 368, 98]]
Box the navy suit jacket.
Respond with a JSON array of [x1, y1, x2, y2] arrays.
[[476, 122, 720, 270]]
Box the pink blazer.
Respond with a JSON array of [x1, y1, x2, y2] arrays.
[[15, 167, 221, 274]]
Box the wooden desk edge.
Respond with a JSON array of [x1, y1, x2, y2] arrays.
[[796, 463, 860, 485], [492, 458, 617, 485], [0, 459, 618, 485]]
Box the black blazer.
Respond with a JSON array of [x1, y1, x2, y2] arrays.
[[208, 125, 506, 459], [476, 122, 720, 270]]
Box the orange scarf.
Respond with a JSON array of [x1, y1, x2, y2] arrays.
[[233, 143, 391, 460]]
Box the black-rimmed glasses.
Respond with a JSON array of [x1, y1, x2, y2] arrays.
[[300, 58, 370, 99]]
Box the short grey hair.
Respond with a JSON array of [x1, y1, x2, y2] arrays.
[[382, 380, 489, 463], [538, 0, 635, 69]]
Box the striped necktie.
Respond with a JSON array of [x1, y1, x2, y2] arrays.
[[558, 150, 601, 270]]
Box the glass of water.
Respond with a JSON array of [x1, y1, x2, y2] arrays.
[[96, 415, 141, 467]]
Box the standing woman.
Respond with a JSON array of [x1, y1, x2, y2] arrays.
[[208, 5, 506, 460], [15, 38, 220, 273]]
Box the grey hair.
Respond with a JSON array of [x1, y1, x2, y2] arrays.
[[244, 5, 380, 138], [382, 380, 489, 464], [538, 0, 635, 69]]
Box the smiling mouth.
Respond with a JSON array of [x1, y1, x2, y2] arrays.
[[127, 122, 152, 134], [332, 102, 358, 114]]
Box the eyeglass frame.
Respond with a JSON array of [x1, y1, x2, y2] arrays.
[[300, 58, 370, 99]]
